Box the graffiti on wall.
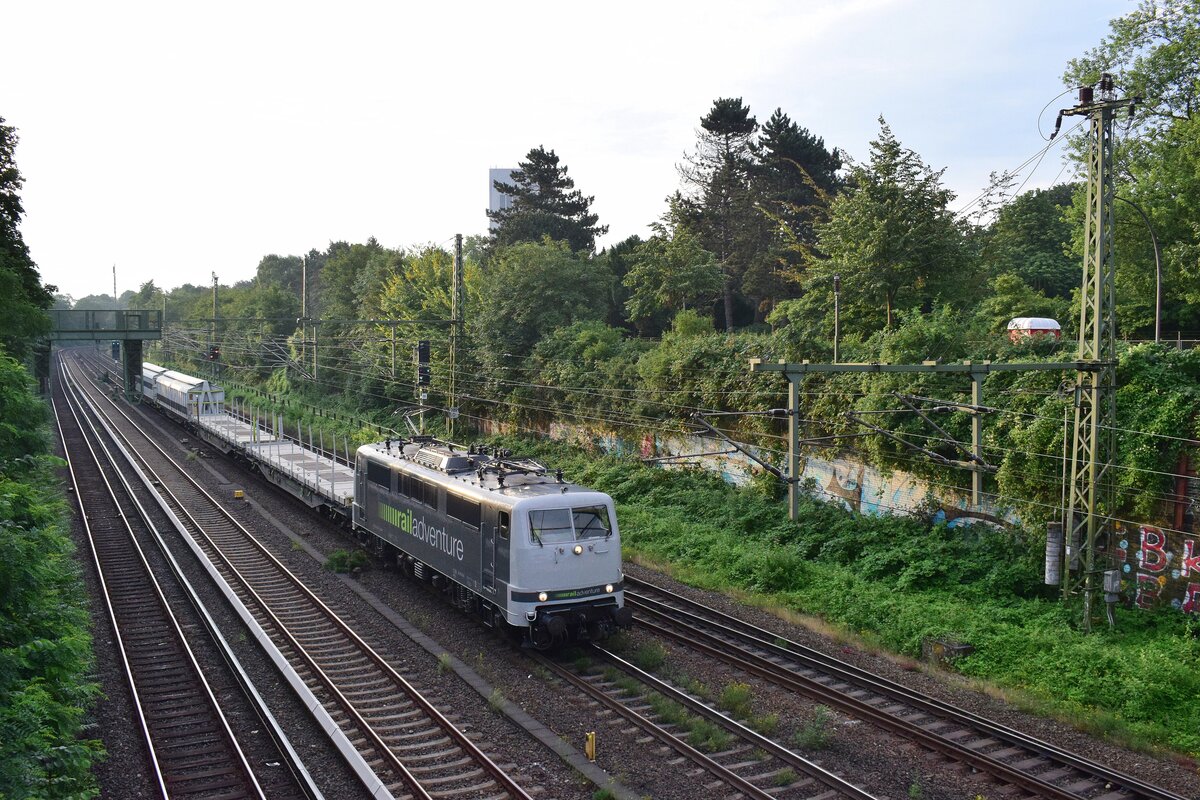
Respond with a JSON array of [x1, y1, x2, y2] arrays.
[[1118, 526, 1200, 612], [540, 421, 1199, 615]]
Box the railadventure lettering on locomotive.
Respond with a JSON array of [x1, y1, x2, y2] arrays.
[[380, 502, 465, 561]]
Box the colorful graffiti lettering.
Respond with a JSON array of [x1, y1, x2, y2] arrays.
[[1137, 526, 1170, 573], [1135, 572, 1165, 609], [1181, 583, 1200, 614], [1181, 537, 1200, 578]]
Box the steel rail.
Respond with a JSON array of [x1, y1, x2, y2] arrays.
[[588, 645, 878, 800], [530, 653, 780, 800], [61, 354, 532, 800], [626, 575, 1190, 800], [54, 366, 267, 800]]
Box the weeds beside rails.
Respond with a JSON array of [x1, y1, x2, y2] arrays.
[[489, 433, 1200, 759]]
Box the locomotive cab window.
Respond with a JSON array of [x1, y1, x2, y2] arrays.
[[529, 509, 573, 545], [573, 506, 612, 539], [529, 506, 612, 545]]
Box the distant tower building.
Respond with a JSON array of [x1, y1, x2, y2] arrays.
[[488, 168, 516, 230]]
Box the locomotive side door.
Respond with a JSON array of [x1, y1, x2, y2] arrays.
[[481, 515, 496, 594]]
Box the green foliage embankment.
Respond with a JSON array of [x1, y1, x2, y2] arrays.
[[0, 353, 102, 798], [500, 435, 1200, 758]]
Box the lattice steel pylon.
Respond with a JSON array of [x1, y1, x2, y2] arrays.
[[1058, 75, 1129, 630]]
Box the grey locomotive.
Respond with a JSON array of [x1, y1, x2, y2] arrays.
[[354, 438, 632, 648]]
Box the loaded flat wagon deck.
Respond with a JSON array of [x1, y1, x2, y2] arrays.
[[192, 410, 355, 509], [244, 437, 356, 509], [194, 411, 279, 453]]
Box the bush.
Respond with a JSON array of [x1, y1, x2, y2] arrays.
[[324, 548, 371, 573], [0, 353, 103, 798]]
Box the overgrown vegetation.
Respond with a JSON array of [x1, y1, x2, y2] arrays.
[[498, 434, 1200, 757], [0, 115, 103, 797], [324, 548, 371, 573], [0, 354, 102, 797]]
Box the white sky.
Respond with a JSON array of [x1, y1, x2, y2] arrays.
[[3, 0, 1127, 300]]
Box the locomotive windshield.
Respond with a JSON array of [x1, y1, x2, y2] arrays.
[[529, 505, 612, 545]]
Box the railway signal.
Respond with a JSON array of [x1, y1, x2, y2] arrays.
[[415, 339, 431, 399]]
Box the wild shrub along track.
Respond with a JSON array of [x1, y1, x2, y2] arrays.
[[532, 647, 877, 800], [59, 353, 535, 800], [625, 575, 1190, 800], [54, 359, 284, 799]]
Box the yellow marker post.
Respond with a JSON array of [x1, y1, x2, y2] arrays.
[[584, 731, 596, 761]]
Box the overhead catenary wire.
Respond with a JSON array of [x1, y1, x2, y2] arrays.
[[159, 322, 1199, 515]]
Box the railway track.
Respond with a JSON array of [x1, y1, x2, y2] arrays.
[[533, 647, 876, 800], [54, 363, 295, 799], [625, 575, 1190, 800], [60, 354, 535, 800]]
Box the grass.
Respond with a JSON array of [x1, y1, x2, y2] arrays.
[[492, 436, 1200, 758], [631, 642, 666, 672], [323, 548, 371, 573], [436, 652, 451, 675], [686, 719, 732, 751], [717, 682, 753, 719], [751, 712, 779, 735], [487, 688, 505, 712], [792, 705, 834, 751]]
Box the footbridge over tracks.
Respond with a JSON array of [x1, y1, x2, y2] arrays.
[[44, 310, 162, 400]]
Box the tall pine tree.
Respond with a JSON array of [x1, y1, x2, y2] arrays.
[[488, 146, 607, 254], [746, 109, 842, 318], [678, 98, 761, 331]]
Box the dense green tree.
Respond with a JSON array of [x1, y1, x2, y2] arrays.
[[594, 234, 641, 330], [0, 353, 102, 798], [470, 240, 611, 402], [0, 117, 52, 361], [623, 213, 722, 336], [1063, 0, 1200, 336], [488, 146, 607, 254], [127, 280, 164, 311], [255, 254, 304, 297], [807, 118, 973, 331], [529, 321, 650, 420], [71, 293, 123, 310], [747, 109, 842, 316], [980, 185, 1078, 298], [678, 98, 762, 331], [974, 273, 1071, 334], [372, 245, 480, 408], [1065, 0, 1198, 136]]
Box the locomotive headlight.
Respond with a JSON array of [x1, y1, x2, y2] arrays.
[[537, 591, 548, 602], [605, 584, 614, 593], [573, 544, 583, 555]]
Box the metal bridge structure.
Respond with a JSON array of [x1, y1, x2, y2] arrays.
[[45, 309, 163, 400]]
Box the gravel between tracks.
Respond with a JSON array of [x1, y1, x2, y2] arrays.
[[70, 398, 1200, 800]]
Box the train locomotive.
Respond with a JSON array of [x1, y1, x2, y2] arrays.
[[356, 439, 631, 647], [138, 361, 631, 648]]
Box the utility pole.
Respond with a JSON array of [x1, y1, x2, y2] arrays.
[[301, 255, 307, 372], [449, 234, 463, 437], [1055, 73, 1131, 630], [112, 264, 117, 304], [211, 272, 219, 379]]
